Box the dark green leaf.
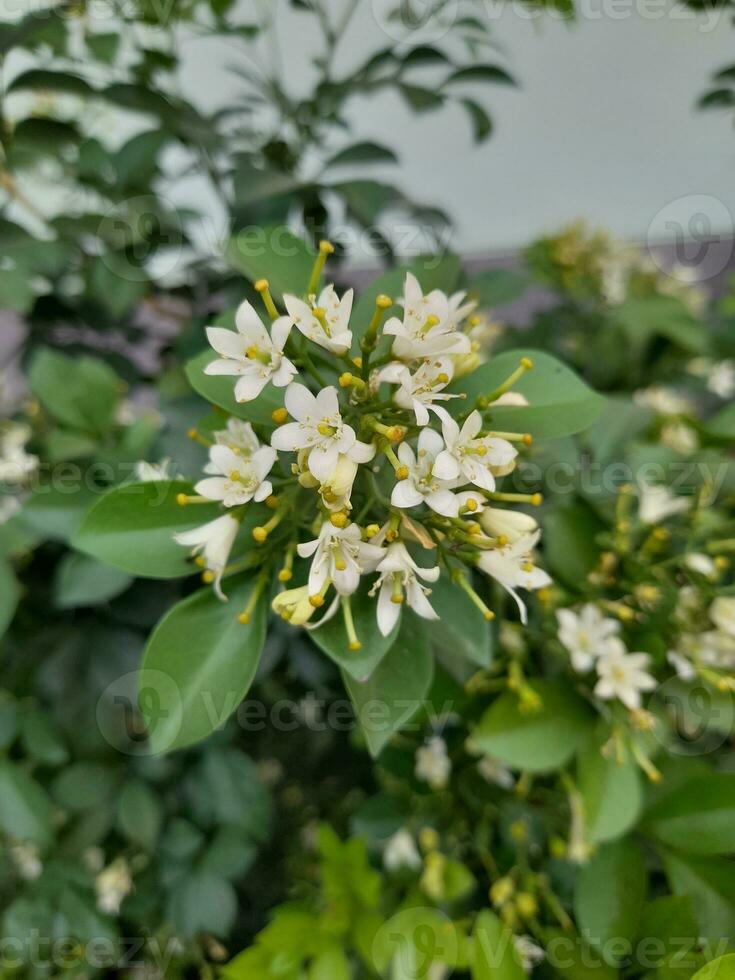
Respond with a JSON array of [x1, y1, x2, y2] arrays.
[[461, 98, 492, 142], [0, 762, 54, 846], [28, 347, 120, 434], [447, 65, 515, 85], [53, 551, 132, 608], [426, 573, 492, 667], [117, 779, 163, 850], [644, 774, 735, 855], [311, 583, 400, 681], [325, 141, 398, 168]]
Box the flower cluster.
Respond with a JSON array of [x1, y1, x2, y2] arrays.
[[174, 243, 550, 648]]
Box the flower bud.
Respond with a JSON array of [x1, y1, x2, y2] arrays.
[[480, 507, 538, 543], [272, 586, 318, 626]]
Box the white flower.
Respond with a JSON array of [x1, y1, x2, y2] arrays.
[[634, 386, 694, 417], [284, 285, 353, 355], [271, 384, 374, 482], [667, 650, 697, 681], [477, 756, 515, 790], [174, 513, 239, 600], [0, 495, 21, 526], [9, 841, 42, 881], [477, 531, 551, 624], [709, 360, 735, 399], [297, 522, 384, 597], [378, 357, 460, 426], [638, 481, 691, 524], [319, 455, 359, 512], [205, 300, 296, 402], [698, 629, 735, 671], [134, 459, 172, 482], [433, 410, 516, 492], [685, 552, 716, 578], [556, 604, 623, 672], [594, 649, 656, 710], [661, 422, 699, 455], [391, 428, 460, 518], [370, 540, 440, 636], [195, 444, 276, 507], [514, 935, 546, 974], [0, 424, 38, 484], [383, 273, 471, 361], [479, 506, 538, 544], [415, 736, 451, 790], [214, 417, 260, 454], [711, 597, 735, 638], [383, 829, 422, 872], [95, 858, 132, 917]]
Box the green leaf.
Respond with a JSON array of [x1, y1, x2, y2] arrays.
[[663, 851, 735, 943], [447, 64, 515, 85], [139, 574, 268, 753], [580, 396, 653, 463], [0, 268, 35, 312], [86, 31, 120, 63], [574, 839, 647, 963], [73, 480, 220, 579], [53, 551, 132, 608], [543, 501, 604, 590], [20, 710, 68, 767], [461, 98, 493, 142], [28, 347, 119, 434], [8, 68, 94, 95], [0, 762, 54, 846], [636, 896, 699, 966], [324, 141, 398, 168], [52, 762, 119, 810], [473, 679, 593, 772], [692, 954, 735, 980], [425, 574, 492, 667], [577, 731, 643, 843], [0, 559, 20, 639], [185, 347, 283, 425], [471, 910, 526, 980], [613, 296, 707, 354], [399, 83, 444, 111], [168, 871, 237, 937], [543, 929, 619, 980], [704, 403, 735, 440], [643, 774, 735, 855], [453, 349, 606, 440], [309, 947, 350, 980], [225, 225, 314, 301], [342, 616, 434, 757], [469, 268, 529, 308], [190, 749, 271, 840], [117, 779, 163, 850], [311, 584, 400, 681], [19, 484, 97, 543], [200, 826, 257, 880]]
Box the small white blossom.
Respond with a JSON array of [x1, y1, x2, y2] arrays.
[[213, 418, 260, 454], [174, 513, 239, 600], [557, 604, 623, 672], [711, 597, 735, 638], [95, 858, 132, 916], [709, 360, 735, 399], [514, 935, 546, 974], [383, 273, 472, 361], [0, 495, 21, 526], [479, 507, 537, 544], [297, 522, 383, 597], [0, 424, 38, 484], [383, 829, 422, 872], [284, 285, 353, 355], [318, 455, 359, 512], [638, 481, 691, 525], [661, 422, 698, 455], [667, 650, 697, 681], [434, 410, 516, 492], [370, 540, 440, 636], [391, 428, 460, 518], [634, 385, 694, 417], [685, 553, 717, 578], [378, 357, 460, 426], [477, 531, 551, 624], [477, 756, 515, 790], [594, 649, 656, 709], [9, 841, 42, 881], [415, 736, 451, 790], [134, 459, 172, 482], [196, 444, 276, 507], [271, 383, 374, 482], [205, 300, 296, 402]]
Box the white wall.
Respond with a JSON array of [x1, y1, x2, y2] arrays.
[[173, 0, 735, 259]]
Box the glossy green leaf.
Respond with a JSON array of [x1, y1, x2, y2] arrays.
[[117, 779, 163, 850], [425, 573, 492, 667], [577, 732, 643, 843], [53, 551, 132, 608], [691, 954, 735, 980], [453, 349, 606, 439], [18, 484, 97, 543], [543, 501, 604, 591], [342, 617, 434, 757], [473, 679, 594, 772], [644, 774, 735, 855], [73, 480, 219, 579], [225, 225, 314, 301], [139, 574, 268, 753], [663, 851, 735, 944], [311, 584, 400, 681], [704, 403, 735, 440], [325, 141, 398, 168], [0, 762, 54, 847], [574, 839, 647, 963], [28, 347, 119, 434], [0, 559, 20, 640], [471, 910, 526, 980]]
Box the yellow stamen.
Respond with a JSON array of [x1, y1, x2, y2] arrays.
[[330, 511, 349, 528], [254, 279, 279, 320], [272, 407, 288, 424], [176, 493, 210, 506]]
